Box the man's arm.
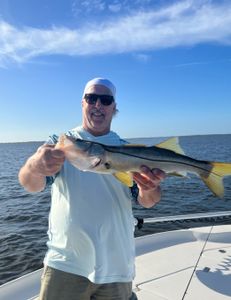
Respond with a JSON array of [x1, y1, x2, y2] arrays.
[[133, 166, 166, 208], [18, 144, 65, 193]]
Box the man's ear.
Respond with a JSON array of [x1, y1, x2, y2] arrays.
[[113, 104, 119, 116]]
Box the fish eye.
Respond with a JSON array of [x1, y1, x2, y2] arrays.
[[104, 162, 111, 169]]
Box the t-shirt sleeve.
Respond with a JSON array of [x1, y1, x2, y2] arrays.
[[45, 134, 59, 187]]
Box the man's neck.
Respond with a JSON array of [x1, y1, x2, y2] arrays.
[[82, 125, 110, 137]]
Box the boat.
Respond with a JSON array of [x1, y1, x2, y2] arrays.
[[0, 212, 231, 300]]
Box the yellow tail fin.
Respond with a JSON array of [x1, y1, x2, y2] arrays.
[[201, 162, 231, 198]]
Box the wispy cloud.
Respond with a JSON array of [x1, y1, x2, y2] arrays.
[[172, 58, 231, 68], [71, 0, 153, 15], [133, 53, 151, 63], [1, 0, 231, 67], [72, 0, 106, 15]]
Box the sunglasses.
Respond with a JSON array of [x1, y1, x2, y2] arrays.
[[84, 94, 114, 106]]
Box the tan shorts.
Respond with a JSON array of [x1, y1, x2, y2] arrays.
[[39, 266, 137, 300]]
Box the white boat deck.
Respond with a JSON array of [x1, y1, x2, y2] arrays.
[[0, 224, 230, 300], [134, 225, 231, 300]]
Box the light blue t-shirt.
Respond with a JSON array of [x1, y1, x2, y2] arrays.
[[44, 126, 136, 283]]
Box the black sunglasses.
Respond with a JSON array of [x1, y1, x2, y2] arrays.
[[84, 94, 114, 106]]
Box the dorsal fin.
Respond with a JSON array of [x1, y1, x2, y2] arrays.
[[155, 137, 184, 155]]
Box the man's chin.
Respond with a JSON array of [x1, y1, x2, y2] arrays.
[[91, 115, 105, 122], [89, 124, 109, 135]]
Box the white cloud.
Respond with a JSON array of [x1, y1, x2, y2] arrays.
[[133, 53, 151, 63], [72, 0, 106, 15], [1, 0, 231, 67], [72, 0, 154, 15], [108, 3, 122, 13], [173, 58, 231, 67]]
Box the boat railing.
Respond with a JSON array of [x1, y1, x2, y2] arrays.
[[134, 210, 231, 229]]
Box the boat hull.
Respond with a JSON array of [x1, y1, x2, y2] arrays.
[[1, 224, 231, 300]]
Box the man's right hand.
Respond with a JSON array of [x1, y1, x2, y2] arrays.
[[33, 144, 65, 177], [18, 144, 65, 193]]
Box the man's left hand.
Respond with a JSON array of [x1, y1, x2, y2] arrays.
[[133, 166, 166, 208]]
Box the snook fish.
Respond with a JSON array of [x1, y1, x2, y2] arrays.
[[56, 135, 231, 198]]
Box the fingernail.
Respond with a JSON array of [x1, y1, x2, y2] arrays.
[[141, 166, 148, 172]]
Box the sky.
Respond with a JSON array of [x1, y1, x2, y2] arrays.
[[0, 0, 231, 142]]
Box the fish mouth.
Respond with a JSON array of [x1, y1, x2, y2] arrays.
[[90, 158, 102, 169]]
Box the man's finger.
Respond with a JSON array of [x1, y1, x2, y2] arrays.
[[151, 168, 166, 180], [51, 149, 65, 159]]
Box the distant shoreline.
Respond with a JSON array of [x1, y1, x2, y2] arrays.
[[0, 133, 230, 144], [0, 141, 44, 145]]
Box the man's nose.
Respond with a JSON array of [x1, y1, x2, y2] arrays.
[[95, 98, 102, 107]]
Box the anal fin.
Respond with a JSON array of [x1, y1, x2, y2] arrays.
[[113, 172, 133, 187]]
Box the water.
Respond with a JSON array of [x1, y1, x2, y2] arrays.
[[0, 134, 231, 285]]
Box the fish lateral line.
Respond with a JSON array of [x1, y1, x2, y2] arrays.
[[102, 147, 213, 175]]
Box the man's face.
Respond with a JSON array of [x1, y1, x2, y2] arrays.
[[82, 85, 116, 136]]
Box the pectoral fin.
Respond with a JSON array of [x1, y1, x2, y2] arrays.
[[168, 171, 188, 177], [113, 172, 133, 187]]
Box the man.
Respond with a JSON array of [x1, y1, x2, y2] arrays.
[[18, 78, 165, 300]]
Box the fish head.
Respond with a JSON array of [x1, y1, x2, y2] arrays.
[[56, 135, 105, 171]]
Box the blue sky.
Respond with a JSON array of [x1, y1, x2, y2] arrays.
[[0, 0, 231, 142]]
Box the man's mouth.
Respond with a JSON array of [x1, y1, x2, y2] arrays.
[[91, 111, 105, 119]]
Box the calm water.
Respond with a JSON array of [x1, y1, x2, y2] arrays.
[[0, 134, 231, 285]]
